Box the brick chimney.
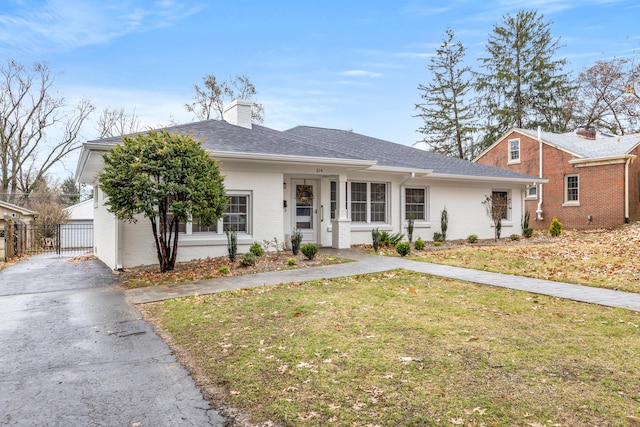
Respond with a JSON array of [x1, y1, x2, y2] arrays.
[[223, 99, 252, 129], [576, 126, 596, 140]]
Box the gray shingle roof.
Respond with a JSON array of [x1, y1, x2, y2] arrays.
[[285, 126, 540, 180], [88, 119, 540, 181], [516, 128, 640, 159]]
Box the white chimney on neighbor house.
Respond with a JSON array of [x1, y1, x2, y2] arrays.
[[223, 99, 252, 129]]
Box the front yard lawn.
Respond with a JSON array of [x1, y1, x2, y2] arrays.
[[142, 269, 640, 426]]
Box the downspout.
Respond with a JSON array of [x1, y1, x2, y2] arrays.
[[625, 157, 631, 224], [536, 126, 544, 221], [115, 218, 123, 270]]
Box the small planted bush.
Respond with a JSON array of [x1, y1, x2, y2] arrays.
[[226, 230, 237, 262], [379, 231, 404, 247], [249, 242, 265, 257], [291, 229, 303, 255], [287, 257, 297, 266], [240, 252, 257, 267], [522, 227, 534, 238], [396, 242, 411, 257], [467, 234, 478, 244], [550, 217, 562, 237], [413, 237, 425, 251], [371, 228, 381, 252], [301, 243, 318, 260], [433, 231, 444, 243], [218, 266, 230, 274], [434, 241, 442, 247], [510, 233, 520, 241]]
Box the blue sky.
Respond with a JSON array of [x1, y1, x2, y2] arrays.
[[1, 0, 639, 179]]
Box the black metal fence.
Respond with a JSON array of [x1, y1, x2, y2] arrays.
[[3, 222, 93, 259]]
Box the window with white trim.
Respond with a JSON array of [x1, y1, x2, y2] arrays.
[[330, 181, 336, 220], [405, 187, 427, 220], [180, 192, 251, 235], [508, 139, 520, 163], [492, 190, 511, 220], [526, 184, 537, 199], [350, 182, 388, 223], [565, 175, 579, 203]]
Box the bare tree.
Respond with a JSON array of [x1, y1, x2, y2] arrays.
[[568, 58, 640, 134], [482, 193, 510, 240], [96, 106, 141, 138], [0, 59, 94, 203], [185, 73, 264, 123]]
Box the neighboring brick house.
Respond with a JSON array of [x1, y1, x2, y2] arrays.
[[474, 127, 640, 230]]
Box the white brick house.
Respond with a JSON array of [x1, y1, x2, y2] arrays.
[[76, 100, 544, 270]]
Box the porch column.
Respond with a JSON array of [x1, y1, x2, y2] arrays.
[[332, 175, 351, 249]]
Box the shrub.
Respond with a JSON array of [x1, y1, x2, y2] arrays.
[[467, 234, 478, 243], [371, 228, 381, 252], [413, 237, 425, 251], [405, 214, 415, 243], [433, 231, 444, 242], [226, 230, 237, 262], [434, 241, 442, 247], [218, 266, 230, 274], [240, 252, 256, 267], [522, 227, 534, 238], [290, 229, 303, 255], [550, 217, 562, 237], [301, 243, 318, 260], [510, 233, 520, 241], [379, 231, 404, 247], [440, 207, 448, 241], [249, 242, 265, 256], [287, 257, 297, 266], [396, 242, 411, 257]]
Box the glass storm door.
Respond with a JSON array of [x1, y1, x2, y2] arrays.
[[293, 179, 318, 244]]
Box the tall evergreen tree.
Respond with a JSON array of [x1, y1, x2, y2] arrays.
[[476, 10, 574, 147], [416, 28, 477, 159]]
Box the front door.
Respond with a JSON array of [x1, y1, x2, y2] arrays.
[[292, 179, 318, 244]]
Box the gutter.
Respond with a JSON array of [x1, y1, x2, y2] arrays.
[[536, 127, 544, 221]]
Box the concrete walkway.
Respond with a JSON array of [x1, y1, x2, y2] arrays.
[[125, 249, 640, 312]]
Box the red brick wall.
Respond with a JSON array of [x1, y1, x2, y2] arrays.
[[476, 130, 629, 230]]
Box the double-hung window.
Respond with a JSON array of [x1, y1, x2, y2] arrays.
[[180, 192, 251, 235], [491, 190, 510, 221], [405, 188, 427, 220], [350, 182, 388, 223], [565, 175, 579, 204], [508, 139, 520, 164]]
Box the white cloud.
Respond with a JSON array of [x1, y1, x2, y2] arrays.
[[338, 70, 383, 78], [0, 0, 203, 55]]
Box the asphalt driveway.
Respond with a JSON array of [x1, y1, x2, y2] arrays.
[[0, 254, 224, 427]]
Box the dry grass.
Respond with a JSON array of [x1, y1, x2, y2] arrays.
[[144, 270, 640, 427], [405, 223, 640, 294]]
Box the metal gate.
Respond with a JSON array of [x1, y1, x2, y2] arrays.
[[4, 222, 93, 259]]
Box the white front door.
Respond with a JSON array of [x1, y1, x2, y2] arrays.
[[292, 179, 318, 244]]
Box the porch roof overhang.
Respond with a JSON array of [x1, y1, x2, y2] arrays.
[[568, 153, 637, 167]]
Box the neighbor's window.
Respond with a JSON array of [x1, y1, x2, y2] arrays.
[[350, 182, 388, 223], [508, 139, 520, 163], [405, 188, 427, 220], [565, 175, 579, 203]]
